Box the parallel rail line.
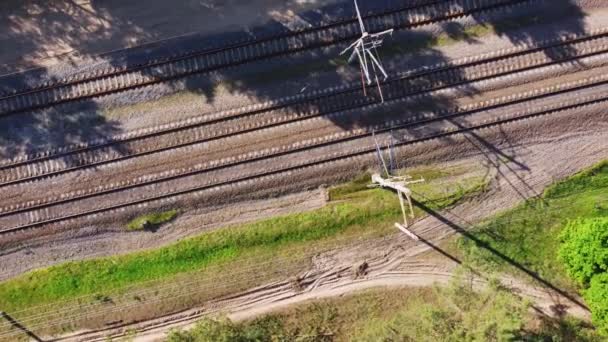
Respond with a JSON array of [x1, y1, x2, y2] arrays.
[[0, 0, 533, 115], [1, 83, 606, 235], [1, 30, 607, 189]]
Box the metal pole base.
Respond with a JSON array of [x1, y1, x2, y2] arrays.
[[394, 222, 419, 241]]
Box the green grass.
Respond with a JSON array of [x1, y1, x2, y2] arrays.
[[0, 165, 488, 316], [327, 172, 371, 200], [457, 160, 608, 290], [126, 210, 179, 231]]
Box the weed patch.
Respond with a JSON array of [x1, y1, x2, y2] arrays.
[[126, 210, 179, 231]]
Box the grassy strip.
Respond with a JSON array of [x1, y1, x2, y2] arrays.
[[126, 210, 178, 231], [457, 160, 608, 291], [0, 165, 488, 315]]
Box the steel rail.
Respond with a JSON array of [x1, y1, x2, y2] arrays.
[[0, 0, 532, 115], [0, 30, 605, 189], [1, 90, 605, 235]]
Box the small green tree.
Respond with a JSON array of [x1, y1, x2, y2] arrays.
[[559, 218, 608, 285], [585, 273, 608, 336], [559, 218, 608, 335], [167, 318, 240, 342]]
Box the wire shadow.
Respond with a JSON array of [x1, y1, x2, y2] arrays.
[[446, 117, 544, 202]]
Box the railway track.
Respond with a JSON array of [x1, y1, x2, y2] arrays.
[[0, 0, 533, 115], [1, 76, 606, 235], [1, 29, 607, 190]]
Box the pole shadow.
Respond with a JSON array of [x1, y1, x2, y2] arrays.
[[0, 311, 43, 341], [411, 198, 589, 312]]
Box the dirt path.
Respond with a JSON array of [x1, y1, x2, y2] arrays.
[[102, 257, 589, 342]]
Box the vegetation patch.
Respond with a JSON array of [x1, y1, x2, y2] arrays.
[[457, 160, 608, 334], [458, 160, 608, 289], [559, 218, 608, 335], [327, 172, 371, 201], [167, 270, 602, 341], [126, 210, 179, 231], [0, 164, 488, 329]]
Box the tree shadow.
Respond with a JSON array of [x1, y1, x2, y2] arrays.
[[0, 101, 127, 165], [150, 0, 588, 131], [0, 0, 376, 76], [475, 0, 587, 62], [0, 0, 398, 163], [442, 21, 484, 45]]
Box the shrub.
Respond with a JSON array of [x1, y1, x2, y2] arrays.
[[166, 316, 286, 342], [126, 210, 178, 231], [586, 273, 608, 336], [353, 274, 529, 341], [558, 218, 608, 285], [559, 218, 608, 335]]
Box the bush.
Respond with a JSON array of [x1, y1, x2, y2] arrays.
[[586, 273, 608, 336], [126, 209, 178, 231], [559, 218, 608, 335], [559, 218, 608, 285], [544, 161, 608, 198], [523, 315, 601, 342], [166, 316, 286, 342]]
